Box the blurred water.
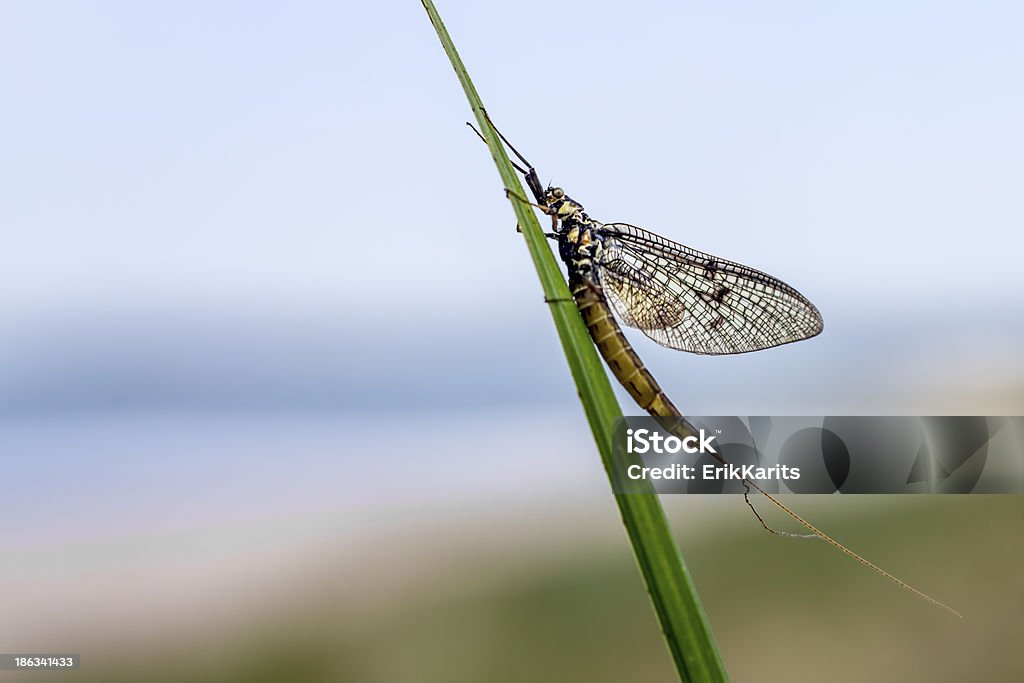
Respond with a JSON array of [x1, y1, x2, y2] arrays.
[[2, 299, 1022, 417], [0, 409, 604, 545]]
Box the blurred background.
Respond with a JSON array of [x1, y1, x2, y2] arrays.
[[2, 1, 1022, 680]]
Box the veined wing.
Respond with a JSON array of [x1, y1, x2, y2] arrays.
[[595, 223, 823, 355]]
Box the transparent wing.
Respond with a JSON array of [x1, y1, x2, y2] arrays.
[[595, 223, 823, 355]]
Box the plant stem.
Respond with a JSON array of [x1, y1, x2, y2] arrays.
[[420, 2, 728, 679]]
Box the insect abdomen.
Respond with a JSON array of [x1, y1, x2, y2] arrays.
[[571, 274, 695, 437]]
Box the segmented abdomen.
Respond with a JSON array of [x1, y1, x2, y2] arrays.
[[571, 272, 696, 438]]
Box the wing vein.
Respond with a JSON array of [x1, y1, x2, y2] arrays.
[[594, 223, 823, 355]]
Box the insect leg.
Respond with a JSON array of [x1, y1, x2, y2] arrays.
[[505, 188, 550, 213], [480, 108, 536, 171], [468, 125, 542, 233], [506, 189, 560, 233], [471, 110, 547, 204], [466, 122, 531, 176]]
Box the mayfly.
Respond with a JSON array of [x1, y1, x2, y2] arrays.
[[471, 115, 960, 617]]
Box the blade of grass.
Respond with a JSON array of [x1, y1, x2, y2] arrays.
[[420, 2, 728, 680]]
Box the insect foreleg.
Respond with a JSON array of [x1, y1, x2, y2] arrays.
[[505, 188, 549, 212], [505, 188, 560, 234]]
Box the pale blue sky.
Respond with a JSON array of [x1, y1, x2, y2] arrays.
[[1, 1, 1022, 415]]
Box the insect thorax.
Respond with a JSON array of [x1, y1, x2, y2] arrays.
[[558, 216, 605, 275], [549, 193, 586, 221]]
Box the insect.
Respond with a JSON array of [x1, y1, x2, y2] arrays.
[[474, 118, 822, 421], [471, 114, 959, 617]]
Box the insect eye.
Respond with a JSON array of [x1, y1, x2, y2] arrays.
[[552, 187, 564, 198]]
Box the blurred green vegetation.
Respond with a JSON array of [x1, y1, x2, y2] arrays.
[[33, 495, 1022, 683]]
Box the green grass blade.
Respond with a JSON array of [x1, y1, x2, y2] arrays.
[[420, 2, 728, 680]]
